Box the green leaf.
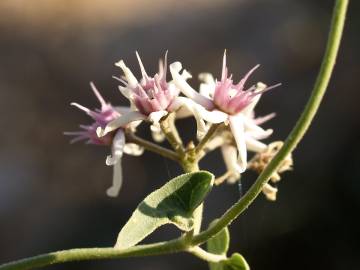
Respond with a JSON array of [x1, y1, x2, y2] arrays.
[[207, 219, 230, 255], [193, 203, 204, 235], [115, 171, 214, 249], [208, 253, 249, 270], [206, 221, 249, 270], [223, 253, 250, 270], [206, 219, 230, 270]]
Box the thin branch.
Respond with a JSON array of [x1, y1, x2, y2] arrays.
[[194, 123, 223, 158], [160, 113, 185, 156], [125, 132, 179, 162]]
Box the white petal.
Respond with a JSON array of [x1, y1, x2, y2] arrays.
[[117, 86, 138, 111], [106, 130, 125, 166], [198, 73, 215, 98], [124, 143, 144, 156], [114, 106, 132, 114], [241, 82, 266, 116], [107, 161, 123, 197], [127, 119, 142, 132], [243, 116, 273, 139], [229, 115, 247, 173], [169, 97, 207, 138], [170, 97, 228, 125], [147, 111, 168, 142], [199, 83, 215, 99], [148, 111, 168, 124], [198, 72, 215, 85], [221, 144, 241, 183], [97, 111, 146, 137], [118, 86, 133, 100], [246, 128, 273, 140], [169, 62, 214, 110], [168, 68, 192, 95], [196, 107, 228, 124], [105, 130, 126, 197], [150, 124, 166, 142], [181, 69, 192, 80], [242, 95, 261, 117], [115, 60, 138, 88], [245, 135, 268, 152]]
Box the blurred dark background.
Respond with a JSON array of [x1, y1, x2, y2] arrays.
[[0, 0, 359, 269]]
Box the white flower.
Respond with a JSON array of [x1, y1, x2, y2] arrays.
[[205, 111, 275, 183], [170, 51, 280, 173], [65, 83, 143, 197], [97, 52, 194, 141]]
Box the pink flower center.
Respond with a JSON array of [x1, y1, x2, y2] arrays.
[[213, 63, 260, 115], [212, 53, 281, 115], [133, 75, 176, 115]]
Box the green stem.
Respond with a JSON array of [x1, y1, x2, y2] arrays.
[[125, 132, 179, 162], [0, 239, 188, 270], [160, 113, 186, 157], [0, 1, 348, 269], [192, 0, 349, 246], [0, 243, 225, 270], [194, 123, 223, 158], [187, 247, 226, 263]]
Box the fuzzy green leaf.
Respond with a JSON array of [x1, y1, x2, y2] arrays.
[[206, 219, 230, 270], [206, 220, 249, 270], [223, 253, 250, 270], [115, 171, 214, 249]]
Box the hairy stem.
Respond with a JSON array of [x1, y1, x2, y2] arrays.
[[125, 132, 179, 162], [191, 0, 349, 246]]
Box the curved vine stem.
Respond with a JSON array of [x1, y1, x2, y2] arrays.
[[0, 239, 188, 270], [0, 0, 349, 269]]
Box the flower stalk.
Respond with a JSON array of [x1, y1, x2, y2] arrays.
[[160, 113, 186, 157], [125, 131, 179, 162], [194, 123, 223, 158]]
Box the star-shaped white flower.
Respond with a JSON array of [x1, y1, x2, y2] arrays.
[[170, 51, 280, 173], [96, 52, 194, 142]]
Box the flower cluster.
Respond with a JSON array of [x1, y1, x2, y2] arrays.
[[66, 51, 291, 200]]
